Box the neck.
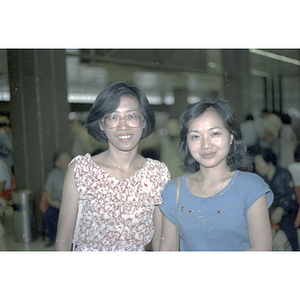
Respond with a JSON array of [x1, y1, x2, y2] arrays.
[[198, 164, 232, 181], [104, 149, 140, 170]]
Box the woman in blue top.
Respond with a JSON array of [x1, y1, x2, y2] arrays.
[[159, 99, 274, 251]]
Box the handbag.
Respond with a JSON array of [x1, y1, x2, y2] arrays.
[[175, 177, 180, 251]]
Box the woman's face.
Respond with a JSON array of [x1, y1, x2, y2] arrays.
[[254, 155, 269, 176], [187, 110, 233, 169], [100, 96, 144, 152]]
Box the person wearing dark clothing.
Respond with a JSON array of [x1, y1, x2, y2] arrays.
[[254, 148, 299, 250]]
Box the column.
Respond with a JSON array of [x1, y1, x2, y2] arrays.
[[7, 49, 71, 196], [221, 49, 251, 123]]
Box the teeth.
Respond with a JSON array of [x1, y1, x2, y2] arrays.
[[118, 135, 131, 139]]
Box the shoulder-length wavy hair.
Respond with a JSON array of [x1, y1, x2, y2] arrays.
[[179, 99, 250, 173], [86, 81, 155, 143]]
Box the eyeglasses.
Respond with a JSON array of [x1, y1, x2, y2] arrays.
[[102, 112, 143, 129]]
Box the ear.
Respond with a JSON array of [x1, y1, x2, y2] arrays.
[[99, 120, 104, 131]]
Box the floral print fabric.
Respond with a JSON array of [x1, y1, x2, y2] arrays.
[[71, 154, 170, 251]]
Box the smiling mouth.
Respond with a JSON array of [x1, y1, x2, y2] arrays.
[[201, 152, 216, 159], [117, 134, 132, 139]]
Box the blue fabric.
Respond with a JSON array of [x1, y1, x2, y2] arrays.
[[43, 167, 65, 244], [43, 206, 59, 244], [159, 170, 273, 251]]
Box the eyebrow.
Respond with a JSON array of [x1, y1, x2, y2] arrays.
[[188, 126, 224, 134], [110, 109, 140, 114]]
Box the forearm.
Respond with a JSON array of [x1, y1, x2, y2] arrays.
[[159, 214, 178, 251], [152, 206, 162, 251], [55, 214, 75, 251], [54, 162, 79, 251], [270, 207, 284, 224]]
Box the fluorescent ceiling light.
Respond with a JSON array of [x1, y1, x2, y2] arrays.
[[250, 49, 300, 66]]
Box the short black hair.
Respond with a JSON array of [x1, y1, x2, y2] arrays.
[[86, 81, 155, 143], [52, 150, 69, 168], [255, 147, 277, 166], [179, 98, 250, 172], [281, 113, 292, 125]]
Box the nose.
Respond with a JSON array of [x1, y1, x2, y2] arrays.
[[201, 135, 212, 149], [117, 117, 130, 129]]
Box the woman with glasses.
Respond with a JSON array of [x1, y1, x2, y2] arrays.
[[55, 81, 170, 251]]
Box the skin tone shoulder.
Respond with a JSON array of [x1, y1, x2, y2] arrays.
[[160, 108, 272, 251]]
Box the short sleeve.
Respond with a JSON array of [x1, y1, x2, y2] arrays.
[[243, 173, 274, 212], [159, 177, 179, 225], [158, 162, 171, 194]]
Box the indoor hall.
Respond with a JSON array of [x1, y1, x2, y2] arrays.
[[0, 49, 300, 251]]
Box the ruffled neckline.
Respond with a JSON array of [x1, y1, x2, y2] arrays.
[[85, 153, 151, 182]]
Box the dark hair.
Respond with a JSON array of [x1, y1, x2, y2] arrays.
[[245, 114, 254, 121], [52, 150, 68, 168], [255, 147, 277, 166], [281, 113, 291, 125], [179, 99, 250, 172], [295, 144, 300, 162], [86, 81, 155, 143]]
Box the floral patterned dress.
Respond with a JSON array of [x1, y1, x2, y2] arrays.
[[71, 154, 170, 251]]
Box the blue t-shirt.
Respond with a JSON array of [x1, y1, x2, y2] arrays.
[[159, 170, 274, 251]]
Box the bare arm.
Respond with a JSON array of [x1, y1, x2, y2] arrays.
[[159, 212, 178, 251], [246, 194, 273, 250], [151, 205, 163, 250], [55, 162, 78, 251]]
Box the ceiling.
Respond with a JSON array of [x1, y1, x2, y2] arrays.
[[0, 49, 299, 106], [65, 49, 300, 104]]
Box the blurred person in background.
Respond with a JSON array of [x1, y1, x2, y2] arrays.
[[0, 157, 11, 250], [254, 147, 299, 250], [278, 113, 298, 168], [260, 109, 282, 158], [240, 114, 260, 151], [43, 150, 71, 247], [288, 144, 300, 228], [0, 116, 13, 174]]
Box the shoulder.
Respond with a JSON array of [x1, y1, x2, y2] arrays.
[[163, 176, 184, 195], [145, 158, 171, 176], [234, 171, 274, 209], [235, 170, 263, 181], [70, 153, 91, 165], [146, 158, 168, 169], [234, 171, 271, 190], [69, 153, 93, 170], [276, 166, 292, 177]]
